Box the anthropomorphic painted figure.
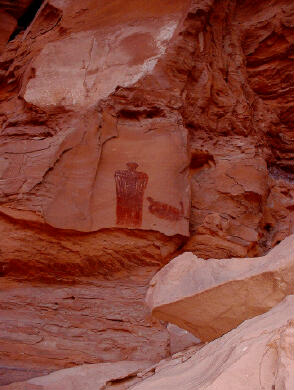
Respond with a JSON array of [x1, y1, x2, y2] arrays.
[[114, 162, 148, 227]]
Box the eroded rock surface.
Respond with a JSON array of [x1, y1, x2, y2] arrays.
[[0, 269, 169, 385], [0, 0, 193, 277], [146, 235, 294, 341], [183, 0, 294, 258], [0, 212, 183, 278]]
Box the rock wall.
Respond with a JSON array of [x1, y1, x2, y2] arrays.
[[180, 0, 294, 258], [2, 296, 293, 390], [0, 0, 293, 386], [0, 0, 293, 272], [0, 268, 169, 385]]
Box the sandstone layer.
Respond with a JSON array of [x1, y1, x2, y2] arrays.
[[3, 296, 294, 390], [147, 235, 294, 341], [0, 269, 169, 385]]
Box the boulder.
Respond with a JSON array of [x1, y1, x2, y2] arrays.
[[131, 296, 294, 390], [146, 235, 294, 341]]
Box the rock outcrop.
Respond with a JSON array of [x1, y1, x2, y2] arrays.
[[146, 235, 294, 341], [0, 0, 293, 387], [0, 0, 293, 274], [3, 296, 293, 390], [184, 0, 294, 258], [0, 0, 191, 278], [130, 296, 294, 390]]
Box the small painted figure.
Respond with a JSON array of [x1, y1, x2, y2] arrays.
[[147, 196, 184, 221], [114, 162, 148, 227]]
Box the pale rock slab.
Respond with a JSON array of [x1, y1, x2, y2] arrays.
[[23, 6, 182, 110], [146, 235, 294, 341], [131, 296, 294, 390]]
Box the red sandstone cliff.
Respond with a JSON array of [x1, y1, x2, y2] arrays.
[[0, 0, 293, 386]]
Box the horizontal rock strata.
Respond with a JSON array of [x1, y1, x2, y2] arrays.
[[4, 296, 294, 390], [0, 269, 169, 385]]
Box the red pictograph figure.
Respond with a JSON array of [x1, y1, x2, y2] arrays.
[[114, 162, 148, 227]]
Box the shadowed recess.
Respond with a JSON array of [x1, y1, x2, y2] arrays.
[[8, 0, 44, 41]]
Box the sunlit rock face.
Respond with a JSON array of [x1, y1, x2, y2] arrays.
[[23, 22, 178, 109]]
